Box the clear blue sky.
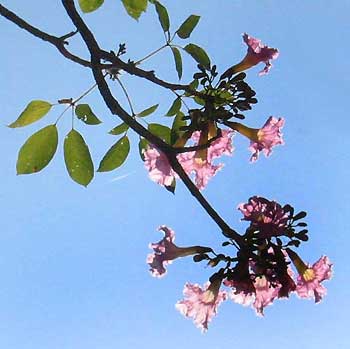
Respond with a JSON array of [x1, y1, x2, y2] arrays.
[[0, 0, 349, 348]]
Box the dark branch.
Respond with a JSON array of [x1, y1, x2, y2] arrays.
[[0, 3, 90, 68], [61, 0, 243, 245]]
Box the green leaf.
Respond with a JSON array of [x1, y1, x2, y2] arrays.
[[9, 100, 52, 128], [171, 111, 186, 145], [79, 0, 104, 13], [64, 129, 94, 186], [98, 136, 130, 172], [108, 122, 129, 135], [165, 178, 176, 194], [154, 1, 170, 32], [171, 47, 183, 79], [16, 125, 58, 174], [137, 104, 159, 117], [75, 104, 102, 125], [148, 123, 171, 144], [166, 97, 181, 116], [176, 15, 200, 39], [122, 0, 148, 20], [138, 137, 149, 160], [184, 43, 211, 69]]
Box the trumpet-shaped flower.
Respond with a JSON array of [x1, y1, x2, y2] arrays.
[[249, 116, 285, 162], [296, 256, 333, 303], [176, 281, 227, 332]]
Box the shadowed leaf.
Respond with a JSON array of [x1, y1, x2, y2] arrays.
[[184, 43, 211, 69], [148, 123, 171, 144], [75, 104, 102, 125], [176, 15, 200, 39], [109, 123, 129, 135], [98, 136, 130, 172], [137, 104, 159, 117], [171, 47, 183, 79]]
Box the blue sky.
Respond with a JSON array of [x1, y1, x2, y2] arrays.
[[0, 0, 349, 348]]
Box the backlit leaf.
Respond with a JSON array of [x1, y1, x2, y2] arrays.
[[166, 97, 181, 116], [79, 0, 104, 13], [9, 100, 52, 128], [122, 0, 147, 20], [16, 125, 58, 174], [64, 129, 94, 186]]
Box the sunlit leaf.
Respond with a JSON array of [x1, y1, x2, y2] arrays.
[[109, 122, 129, 135], [122, 0, 148, 20], [16, 125, 58, 174], [171, 47, 183, 79], [148, 123, 171, 144], [75, 104, 102, 125], [184, 43, 211, 69], [9, 100, 52, 128], [137, 104, 159, 117], [176, 15, 200, 39], [79, 0, 104, 13], [98, 136, 130, 172], [154, 1, 170, 32], [166, 97, 181, 116], [64, 129, 94, 186]]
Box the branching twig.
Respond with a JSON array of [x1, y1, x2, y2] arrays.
[[61, 0, 244, 246]]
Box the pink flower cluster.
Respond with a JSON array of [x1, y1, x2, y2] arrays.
[[175, 256, 332, 330], [249, 116, 285, 162], [144, 130, 234, 190], [238, 196, 291, 237], [147, 226, 332, 331]]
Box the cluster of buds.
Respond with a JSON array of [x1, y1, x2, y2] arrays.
[[147, 197, 333, 332]]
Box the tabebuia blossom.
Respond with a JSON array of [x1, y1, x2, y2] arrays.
[[176, 280, 227, 332], [238, 196, 291, 238], [147, 226, 211, 277], [237, 33, 279, 75], [225, 117, 284, 162], [144, 130, 234, 190], [295, 256, 333, 303], [143, 146, 177, 186], [249, 116, 285, 162], [177, 130, 234, 190]]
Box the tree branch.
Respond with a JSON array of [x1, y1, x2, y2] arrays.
[[61, 0, 243, 245]]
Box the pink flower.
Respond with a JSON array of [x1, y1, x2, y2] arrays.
[[144, 130, 234, 190], [242, 33, 279, 75], [249, 116, 284, 162], [176, 281, 227, 332], [238, 196, 291, 238], [252, 276, 281, 316], [178, 130, 234, 190], [147, 226, 211, 277], [143, 146, 177, 187], [296, 256, 333, 303]]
